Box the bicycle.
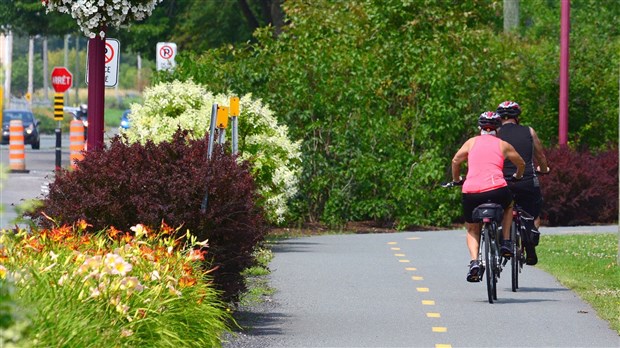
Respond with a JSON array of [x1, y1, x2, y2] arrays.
[[507, 169, 548, 292], [508, 203, 534, 292], [442, 180, 506, 303]]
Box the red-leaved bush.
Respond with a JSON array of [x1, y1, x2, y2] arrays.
[[28, 131, 267, 300], [539, 145, 618, 226]]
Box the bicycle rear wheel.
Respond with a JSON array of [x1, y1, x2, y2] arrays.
[[511, 220, 518, 292], [483, 225, 495, 304]]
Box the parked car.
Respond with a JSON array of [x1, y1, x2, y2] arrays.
[[1, 110, 41, 149], [120, 109, 131, 130]]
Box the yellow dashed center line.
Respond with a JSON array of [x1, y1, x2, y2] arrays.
[[389, 237, 451, 348]]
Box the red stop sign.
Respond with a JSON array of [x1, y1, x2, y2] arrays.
[[51, 67, 73, 93]]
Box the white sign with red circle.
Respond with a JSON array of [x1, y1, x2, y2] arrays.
[[156, 42, 177, 71], [86, 38, 120, 88]]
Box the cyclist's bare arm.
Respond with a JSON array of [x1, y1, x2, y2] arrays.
[[501, 141, 525, 179], [451, 137, 475, 182], [530, 127, 550, 173]]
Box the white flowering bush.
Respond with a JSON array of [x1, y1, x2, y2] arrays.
[[121, 80, 302, 224], [43, 0, 163, 38]]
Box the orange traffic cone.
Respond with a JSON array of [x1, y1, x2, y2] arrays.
[[9, 119, 28, 173], [69, 119, 85, 169]]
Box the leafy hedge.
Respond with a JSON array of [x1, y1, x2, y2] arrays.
[[158, 0, 619, 228], [540, 145, 618, 226], [28, 131, 267, 300]]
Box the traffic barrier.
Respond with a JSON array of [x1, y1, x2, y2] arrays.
[[69, 119, 85, 169], [9, 119, 28, 173]]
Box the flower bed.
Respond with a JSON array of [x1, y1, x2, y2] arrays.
[[0, 221, 232, 347]]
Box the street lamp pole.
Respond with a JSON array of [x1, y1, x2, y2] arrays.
[[558, 0, 570, 146], [87, 30, 106, 151]]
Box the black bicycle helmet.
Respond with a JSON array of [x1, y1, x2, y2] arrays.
[[478, 111, 502, 131], [496, 100, 521, 120]]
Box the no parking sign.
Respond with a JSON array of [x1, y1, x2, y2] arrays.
[[86, 38, 120, 87], [157, 42, 177, 71]]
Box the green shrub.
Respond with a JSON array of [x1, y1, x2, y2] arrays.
[[121, 80, 301, 225], [27, 131, 267, 300]]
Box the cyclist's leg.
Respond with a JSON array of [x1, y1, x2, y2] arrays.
[[463, 193, 483, 282], [465, 221, 482, 260]]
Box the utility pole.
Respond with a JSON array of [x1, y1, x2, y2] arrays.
[[27, 36, 34, 107], [559, 0, 570, 146], [64, 34, 70, 104], [43, 36, 49, 102], [3, 31, 11, 106], [87, 31, 106, 151], [503, 0, 519, 33]]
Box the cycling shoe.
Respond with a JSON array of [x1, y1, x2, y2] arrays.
[[467, 260, 484, 282]]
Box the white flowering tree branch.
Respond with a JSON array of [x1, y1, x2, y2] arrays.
[[42, 0, 162, 38]]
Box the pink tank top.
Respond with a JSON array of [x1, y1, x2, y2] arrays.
[[462, 134, 507, 193]]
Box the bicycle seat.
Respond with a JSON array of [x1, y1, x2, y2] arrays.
[[472, 203, 504, 222]]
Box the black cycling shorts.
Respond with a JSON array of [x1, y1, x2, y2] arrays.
[[507, 177, 543, 219], [462, 186, 513, 223]]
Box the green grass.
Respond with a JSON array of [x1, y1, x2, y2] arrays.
[[239, 246, 275, 306], [536, 233, 620, 333]]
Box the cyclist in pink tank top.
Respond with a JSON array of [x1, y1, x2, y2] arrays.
[[451, 112, 525, 282]]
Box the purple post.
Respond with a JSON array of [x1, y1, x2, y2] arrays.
[[559, 0, 570, 146], [87, 32, 106, 151]]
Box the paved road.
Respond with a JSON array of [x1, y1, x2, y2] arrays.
[[225, 229, 619, 348], [0, 132, 117, 228]]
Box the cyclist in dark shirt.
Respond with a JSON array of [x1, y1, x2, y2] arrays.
[[496, 101, 550, 265]]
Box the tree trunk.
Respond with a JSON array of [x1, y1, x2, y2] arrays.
[[238, 0, 259, 33], [270, 0, 285, 36], [503, 0, 519, 33], [43, 37, 49, 102]]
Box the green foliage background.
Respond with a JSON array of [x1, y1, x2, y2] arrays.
[[145, 1, 619, 228]]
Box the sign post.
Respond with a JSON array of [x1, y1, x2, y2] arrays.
[[51, 67, 73, 170]]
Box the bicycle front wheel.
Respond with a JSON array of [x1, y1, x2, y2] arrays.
[[483, 225, 495, 304]]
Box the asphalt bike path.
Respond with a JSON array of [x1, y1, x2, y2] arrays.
[[226, 228, 619, 347]]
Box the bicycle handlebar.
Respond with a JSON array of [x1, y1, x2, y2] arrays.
[[441, 179, 464, 188]]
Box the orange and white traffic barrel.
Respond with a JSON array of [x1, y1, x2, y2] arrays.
[[9, 119, 27, 172], [69, 119, 85, 169]]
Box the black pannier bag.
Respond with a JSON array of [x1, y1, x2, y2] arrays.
[[472, 203, 504, 223], [518, 211, 540, 246]]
